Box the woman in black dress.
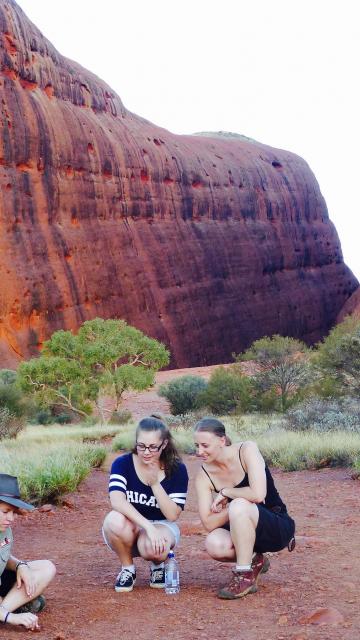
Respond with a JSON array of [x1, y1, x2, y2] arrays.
[[194, 418, 295, 599]]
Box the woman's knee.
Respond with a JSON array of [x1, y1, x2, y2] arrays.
[[103, 511, 129, 538], [228, 497, 253, 518], [205, 533, 232, 559], [28, 559, 56, 585]]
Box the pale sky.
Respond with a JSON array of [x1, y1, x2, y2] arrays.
[[17, 0, 360, 281]]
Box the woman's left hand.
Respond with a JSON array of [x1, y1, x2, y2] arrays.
[[211, 492, 228, 513], [17, 565, 37, 598]]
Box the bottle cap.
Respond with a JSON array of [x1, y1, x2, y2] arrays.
[[168, 551, 175, 558]]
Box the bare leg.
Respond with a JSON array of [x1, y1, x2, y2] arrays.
[[103, 510, 139, 566], [205, 528, 236, 561], [228, 498, 259, 566], [1, 559, 56, 612]]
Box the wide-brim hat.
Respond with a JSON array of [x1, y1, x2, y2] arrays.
[[0, 474, 34, 511]]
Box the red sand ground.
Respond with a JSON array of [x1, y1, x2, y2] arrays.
[[10, 461, 359, 639], [7, 367, 360, 639]]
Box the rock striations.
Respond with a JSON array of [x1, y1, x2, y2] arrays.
[[0, 0, 358, 367]]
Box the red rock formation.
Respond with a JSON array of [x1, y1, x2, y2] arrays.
[[0, 0, 358, 367], [337, 286, 360, 322]]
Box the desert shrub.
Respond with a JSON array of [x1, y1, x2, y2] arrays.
[[313, 316, 360, 396], [238, 335, 312, 411], [55, 413, 73, 424], [0, 408, 26, 440], [158, 376, 208, 415], [250, 386, 280, 412], [0, 383, 28, 417], [109, 409, 132, 425], [0, 369, 17, 385], [303, 374, 344, 400], [198, 367, 253, 414], [285, 397, 360, 433], [0, 441, 106, 504], [32, 409, 54, 425]]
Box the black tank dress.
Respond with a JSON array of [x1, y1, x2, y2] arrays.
[[202, 444, 295, 553]]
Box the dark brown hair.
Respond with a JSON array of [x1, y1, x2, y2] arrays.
[[194, 417, 232, 445], [132, 415, 182, 476]]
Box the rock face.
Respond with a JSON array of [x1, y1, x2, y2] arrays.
[[0, 1, 358, 367], [337, 287, 360, 322]]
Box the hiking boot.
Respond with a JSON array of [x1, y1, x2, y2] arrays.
[[217, 568, 257, 599], [252, 553, 270, 583], [115, 568, 136, 593], [149, 566, 165, 589], [16, 595, 46, 614]]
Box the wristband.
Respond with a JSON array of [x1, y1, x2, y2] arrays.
[[15, 560, 29, 571]]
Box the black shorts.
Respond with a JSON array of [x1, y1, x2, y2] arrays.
[[222, 505, 295, 553], [0, 569, 16, 598]]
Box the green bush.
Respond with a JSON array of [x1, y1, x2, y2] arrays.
[[158, 375, 208, 415], [55, 413, 73, 425], [303, 374, 344, 400], [0, 384, 28, 417], [238, 334, 312, 412], [198, 367, 253, 414], [313, 316, 360, 396], [0, 408, 26, 440], [250, 386, 279, 412], [32, 409, 54, 425], [0, 369, 17, 385]]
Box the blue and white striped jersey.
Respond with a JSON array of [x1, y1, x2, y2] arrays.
[[109, 453, 188, 520]]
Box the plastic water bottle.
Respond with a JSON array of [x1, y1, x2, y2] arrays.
[[165, 551, 180, 594]]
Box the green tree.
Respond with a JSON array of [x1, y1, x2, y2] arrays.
[[158, 375, 208, 415], [197, 367, 254, 415], [18, 318, 170, 418], [313, 316, 360, 395], [238, 335, 311, 412]]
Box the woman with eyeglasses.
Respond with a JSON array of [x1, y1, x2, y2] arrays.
[[102, 415, 188, 593]]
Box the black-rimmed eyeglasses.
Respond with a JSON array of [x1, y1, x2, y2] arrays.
[[136, 442, 164, 453]]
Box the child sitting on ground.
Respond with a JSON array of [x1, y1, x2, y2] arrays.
[[0, 473, 56, 631]]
